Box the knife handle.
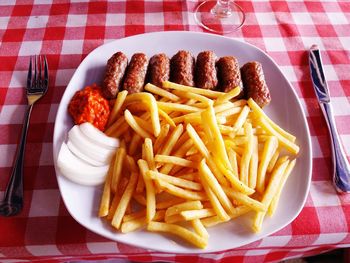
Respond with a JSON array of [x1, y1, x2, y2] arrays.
[[320, 102, 350, 193]]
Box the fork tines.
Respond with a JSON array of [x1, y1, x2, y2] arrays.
[[27, 55, 49, 93]]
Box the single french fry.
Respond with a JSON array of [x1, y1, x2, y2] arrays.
[[98, 160, 114, 217], [121, 216, 146, 233], [138, 160, 156, 222], [163, 80, 223, 98], [111, 172, 138, 229], [228, 149, 238, 177], [216, 107, 242, 118], [155, 155, 196, 168], [148, 170, 202, 191], [180, 208, 215, 221], [157, 101, 200, 113], [257, 136, 278, 193], [249, 136, 259, 189], [239, 123, 253, 185], [144, 138, 156, 171], [201, 106, 232, 170], [107, 90, 128, 128], [107, 194, 121, 220], [156, 179, 207, 201], [165, 200, 203, 217], [186, 124, 210, 157], [268, 159, 296, 216], [111, 147, 126, 193], [145, 83, 180, 101], [191, 219, 209, 239], [147, 221, 208, 249]]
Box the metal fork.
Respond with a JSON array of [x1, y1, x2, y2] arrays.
[[0, 55, 49, 216]]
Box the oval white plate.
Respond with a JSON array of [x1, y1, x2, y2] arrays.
[[53, 31, 312, 253]]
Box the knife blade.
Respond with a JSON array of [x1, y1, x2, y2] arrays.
[[309, 44, 350, 193]]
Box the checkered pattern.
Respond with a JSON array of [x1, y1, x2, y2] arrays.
[[0, 0, 349, 262]]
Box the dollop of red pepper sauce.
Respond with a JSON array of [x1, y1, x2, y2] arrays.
[[68, 84, 110, 131]]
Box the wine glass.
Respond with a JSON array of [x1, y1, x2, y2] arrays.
[[194, 0, 245, 34]]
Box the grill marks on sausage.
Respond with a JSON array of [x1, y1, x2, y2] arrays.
[[241, 61, 271, 108], [170, 50, 195, 87], [195, 51, 218, 90], [102, 51, 271, 107], [148, 53, 170, 87], [102, 52, 128, 99], [217, 56, 244, 98], [123, 53, 149, 94]]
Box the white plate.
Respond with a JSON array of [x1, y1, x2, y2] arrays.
[[53, 31, 312, 253]]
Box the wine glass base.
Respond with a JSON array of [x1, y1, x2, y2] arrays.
[[194, 1, 245, 34]]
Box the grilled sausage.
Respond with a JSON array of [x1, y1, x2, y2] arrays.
[[148, 53, 170, 87], [170, 50, 195, 86], [216, 56, 244, 98], [241, 61, 271, 108], [123, 53, 148, 94], [102, 52, 128, 99], [195, 51, 218, 90]]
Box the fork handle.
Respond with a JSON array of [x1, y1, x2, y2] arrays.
[[0, 105, 33, 216], [320, 102, 350, 193]]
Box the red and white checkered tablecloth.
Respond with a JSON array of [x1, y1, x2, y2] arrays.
[[0, 0, 349, 262]]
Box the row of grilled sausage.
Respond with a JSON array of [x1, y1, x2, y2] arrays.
[[102, 50, 271, 108]]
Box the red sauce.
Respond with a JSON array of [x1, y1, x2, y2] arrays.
[[68, 84, 110, 131]]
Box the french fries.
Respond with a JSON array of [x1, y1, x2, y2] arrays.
[[99, 81, 299, 249]]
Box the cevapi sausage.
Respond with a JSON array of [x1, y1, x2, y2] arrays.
[[241, 61, 271, 108], [123, 53, 148, 94], [148, 53, 170, 87], [216, 56, 244, 98], [170, 50, 195, 87], [195, 51, 218, 90], [102, 52, 128, 99]]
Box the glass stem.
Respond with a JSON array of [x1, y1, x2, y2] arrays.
[[211, 0, 232, 18]]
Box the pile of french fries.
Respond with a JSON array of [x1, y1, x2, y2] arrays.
[[99, 81, 299, 249]]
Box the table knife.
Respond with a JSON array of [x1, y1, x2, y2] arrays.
[[309, 44, 350, 193]]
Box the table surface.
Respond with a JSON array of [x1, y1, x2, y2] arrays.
[[0, 1, 349, 262]]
